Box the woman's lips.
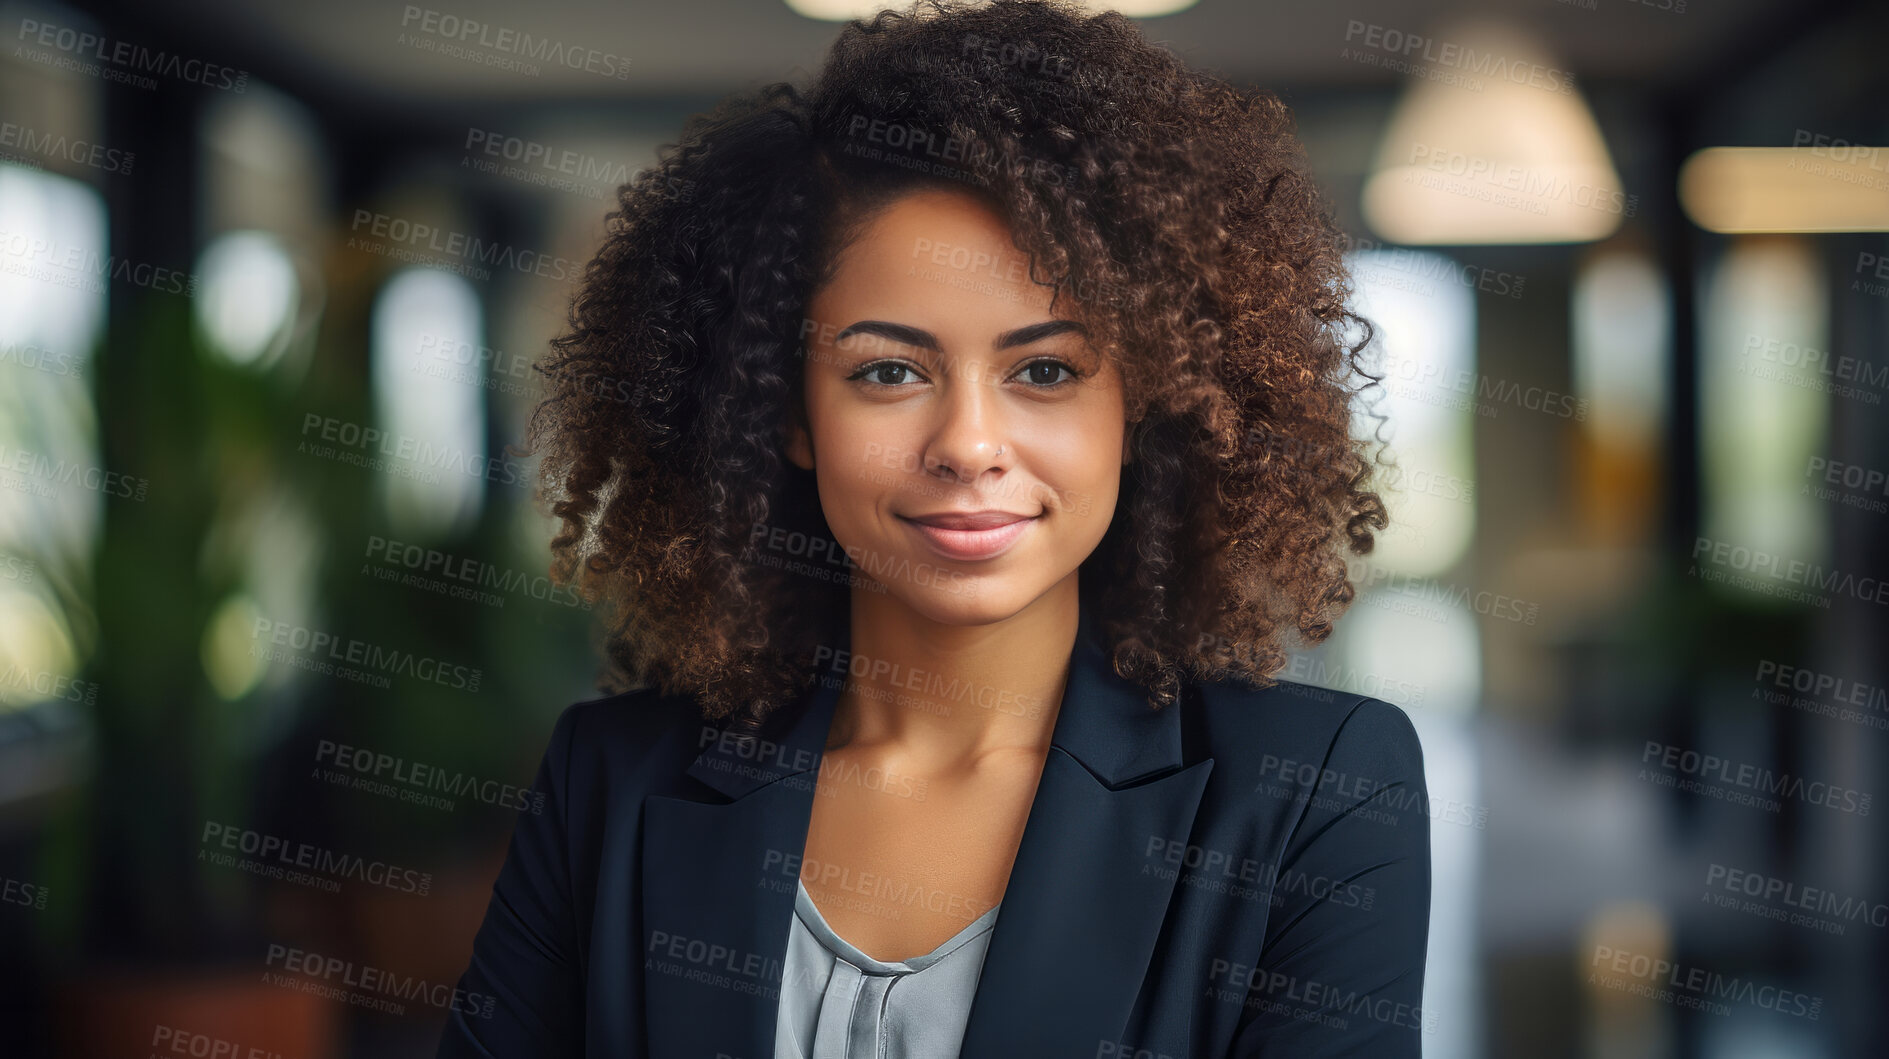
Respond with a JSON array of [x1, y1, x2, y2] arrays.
[[898, 514, 1037, 561]]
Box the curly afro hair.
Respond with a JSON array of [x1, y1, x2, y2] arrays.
[[525, 0, 1388, 730]]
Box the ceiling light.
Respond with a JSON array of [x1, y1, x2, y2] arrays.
[[1679, 146, 1889, 233], [1361, 21, 1626, 245], [785, 0, 1196, 21]]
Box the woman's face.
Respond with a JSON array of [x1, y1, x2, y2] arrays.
[[787, 186, 1128, 626]]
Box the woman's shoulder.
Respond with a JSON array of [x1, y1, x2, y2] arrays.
[[1186, 673, 1427, 793], [532, 684, 718, 801]]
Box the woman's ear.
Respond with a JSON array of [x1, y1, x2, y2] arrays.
[[785, 419, 815, 471]]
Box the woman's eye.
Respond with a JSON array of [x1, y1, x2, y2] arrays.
[[847, 358, 1079, 389], [851, 361, 918, 387], [1018, 360, 1077, 387]]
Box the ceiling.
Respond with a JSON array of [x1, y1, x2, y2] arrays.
[[78, 0, 1810, 115]]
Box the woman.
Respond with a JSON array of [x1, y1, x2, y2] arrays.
[[438, 1, 1429, 1056]]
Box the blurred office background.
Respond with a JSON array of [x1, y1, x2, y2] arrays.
[[1, 0, 1884, 1055]]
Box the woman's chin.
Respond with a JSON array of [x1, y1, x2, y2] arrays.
[[871, 585, 1015, 627]]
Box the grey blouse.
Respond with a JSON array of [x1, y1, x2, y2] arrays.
[[772, 881, 1002, 1058]]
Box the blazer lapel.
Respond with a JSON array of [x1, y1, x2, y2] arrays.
[[955, 611, 1214, 1054], [640, 673, 842, 1059], [638, 604, 1213, 1058]]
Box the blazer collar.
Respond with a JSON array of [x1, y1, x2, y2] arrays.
[[683, 601, 1184, 798], [637, 601, 1215, 1058]]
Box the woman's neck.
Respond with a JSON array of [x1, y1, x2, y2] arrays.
[[825, 580, 1077, 773]]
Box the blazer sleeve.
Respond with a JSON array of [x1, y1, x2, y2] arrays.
[[436, 704, 587, 1058], [1228, 697, 1432, 1058]]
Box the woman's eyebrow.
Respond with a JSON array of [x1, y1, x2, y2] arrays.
[[994, 319, 1086, 349], [833, 319, 1086, 352]]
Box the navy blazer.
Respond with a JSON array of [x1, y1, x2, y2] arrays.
[[437, 605, 1430, 1058]]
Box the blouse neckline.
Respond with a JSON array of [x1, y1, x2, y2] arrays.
[[793, 879, 1001, 975]]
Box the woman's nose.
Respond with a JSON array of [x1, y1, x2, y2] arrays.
[[919, 361, 1012, 483]]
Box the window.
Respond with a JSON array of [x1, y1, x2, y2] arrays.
[[0, 163, 107, 714], [369, 268, 488, 539]]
